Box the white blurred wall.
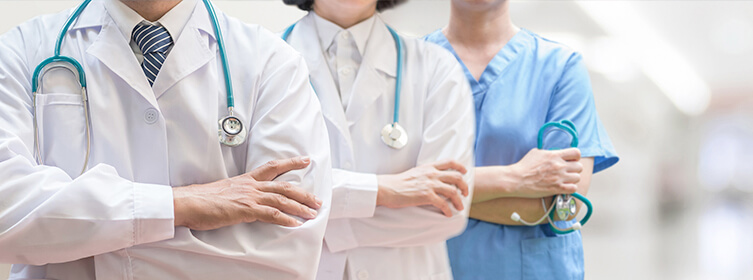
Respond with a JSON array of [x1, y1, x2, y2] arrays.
[[1, 1, 751, 280]]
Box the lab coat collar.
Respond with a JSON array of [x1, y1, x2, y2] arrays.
[[312, 12, 376, 57], [150, 2, 216, 98], [68, 0, 107, 31], [292, 13, 355, 150], [85, 0, 216, 108], [343, 15, 398, 125], [102, 0, 198, 44], [69, 0, 213, 40], [366, 15, 398, 78]]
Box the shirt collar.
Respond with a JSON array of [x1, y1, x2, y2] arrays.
[[312, 11, 376, 56], [104, 0, 198, 42]]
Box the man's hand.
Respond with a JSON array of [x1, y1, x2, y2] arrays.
[[376, 160, 469, 217], [172, 157, 323, 230], [509, 148, 582, 198]]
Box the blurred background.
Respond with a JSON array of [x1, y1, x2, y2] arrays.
[[1, 0, 751, 279]]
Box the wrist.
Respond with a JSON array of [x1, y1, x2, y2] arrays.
[[172, 187, 191, 227], [375, 175, 390, 207], [505, 163, 525, 195]]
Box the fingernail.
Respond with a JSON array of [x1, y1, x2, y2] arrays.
[[316, 198, 323, 206], [308, 209, 318, 218], [301, 157, 311, 164], [297, 221, 304, 226]]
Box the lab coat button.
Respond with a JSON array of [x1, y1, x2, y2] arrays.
[[144, 108, 158, 124], [343, 161, 352, 169], [357, 270, 369, 280]]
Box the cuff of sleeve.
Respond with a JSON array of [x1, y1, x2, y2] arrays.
[[330, 170, 378, 219], [132, 183, 175, 246]]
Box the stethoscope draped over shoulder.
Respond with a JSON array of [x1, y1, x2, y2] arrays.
[[32, 0, 244, 176], [281, 22, 408, 150], [511, 120, 594, 234]]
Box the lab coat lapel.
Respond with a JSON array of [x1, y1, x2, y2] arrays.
[[86, 10, 157, 108], [345, 16, 397, 127], [151, 4, 215, 99], [293, 14, 353, 145]]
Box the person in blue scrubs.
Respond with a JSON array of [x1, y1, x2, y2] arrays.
[[425, 0, 619, 279]]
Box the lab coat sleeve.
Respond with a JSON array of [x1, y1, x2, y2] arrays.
[[327, 169, 378, 219], [0, 25, 174, 265], [324, 45, 475, 252], [238, 28, 333, 279]]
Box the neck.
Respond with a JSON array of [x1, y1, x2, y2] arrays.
[[444, 0, 517, 47], [120, 0, 183, 22], [313, 3, 376, 29]]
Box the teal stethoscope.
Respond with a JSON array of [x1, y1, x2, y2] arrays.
[[510, 120, 594, 234], [282, 21, 408, 149], [32, 0, 244, 176]]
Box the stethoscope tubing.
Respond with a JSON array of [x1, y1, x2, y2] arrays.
[[32, 0, 238, 175]]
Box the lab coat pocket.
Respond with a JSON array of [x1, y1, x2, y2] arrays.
[[34, 93, 88, 177], [521, 233, 584, 280]]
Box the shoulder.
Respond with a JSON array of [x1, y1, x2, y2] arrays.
[[523, 29, 584, 69], [0, 8, 74, 67], [404, 35, 463, 76], [220, 13, 301, 58]]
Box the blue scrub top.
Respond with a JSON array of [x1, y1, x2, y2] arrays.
[[425, 29, 619, 279]]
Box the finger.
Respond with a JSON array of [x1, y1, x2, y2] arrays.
[[562, 172, 581, 185], [259, 193, 318, 220], [559, 183, 578, 194], [248, 157, 311, 181], [432, 183, 465, 212], [565, 161, 584, 173], [432, 160, 467, 174], [251, 205, 302, 227], [558, 148, 581, 162], [427, 193, 453, 217], [437, 171, 468, 196], [258, 181, 322, 209]]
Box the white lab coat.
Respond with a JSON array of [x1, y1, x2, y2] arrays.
[[0, 2, 332, 280], [285, 13, 475, 280]]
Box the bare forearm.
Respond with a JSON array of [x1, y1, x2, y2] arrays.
[[472, 165, 520, 203], [471, 157, 595, 225], [470, 197, 552, 225]]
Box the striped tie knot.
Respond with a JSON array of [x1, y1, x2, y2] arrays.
[[132, 23, 173, 86]]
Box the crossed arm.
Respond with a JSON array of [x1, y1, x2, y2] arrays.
[[470, 148, 594, 225]]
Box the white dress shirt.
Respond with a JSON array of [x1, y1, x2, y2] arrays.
[[312, 12, 375, 110], [104, 0, 197, 64]]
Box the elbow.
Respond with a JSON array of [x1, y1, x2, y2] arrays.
[[445, 211, 470, 239]]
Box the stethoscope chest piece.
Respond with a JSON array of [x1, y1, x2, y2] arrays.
[[218, 114, 246, 147], [555, 194, 578, 221], [381, 122, 407, 149]]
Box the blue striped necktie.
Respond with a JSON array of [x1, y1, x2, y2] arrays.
[[132, 23, 173, 86]]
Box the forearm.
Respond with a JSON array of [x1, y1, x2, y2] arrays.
[[469, 197, 552, 225], [470, 157, 594, 226], [473, 165, 520, 203]]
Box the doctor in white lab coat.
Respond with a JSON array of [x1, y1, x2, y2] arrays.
[[0, 0, 332, 279], [281, 0, 476, 279]]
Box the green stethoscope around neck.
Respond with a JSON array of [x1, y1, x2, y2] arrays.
[[32, 0, 244, 176], [510, 120, 594, 234], [282, 21, 408, 150]]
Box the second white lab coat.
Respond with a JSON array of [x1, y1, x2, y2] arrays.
[[0, 2, 332, 279], [285, 13, 475, 280]]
